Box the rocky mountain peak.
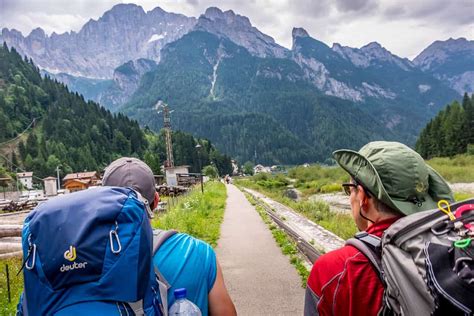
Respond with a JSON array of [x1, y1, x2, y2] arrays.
[[148, 6, 166, 16], [361, 41, 384, 53], [413, 37, 474, 94], [195, 7, 287, 58], [104, 3, 145, 17], [28, 27, 46, 38], [203, 7, 224, 19], [1, 4, 196, 78], [414, 37, 474, 67], [292, 27, 310, 39], [201, 7, 250, 27]]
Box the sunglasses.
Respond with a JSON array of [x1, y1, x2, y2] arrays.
[[342, 183, 357, 196]]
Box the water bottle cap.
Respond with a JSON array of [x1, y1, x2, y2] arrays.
[[174, 288, 187, 299]]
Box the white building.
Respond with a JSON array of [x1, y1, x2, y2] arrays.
[[43, 177, 57, 196], [165, 166, 190, 186], [17, 172, 33, 189]]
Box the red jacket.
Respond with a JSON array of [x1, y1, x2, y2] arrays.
[[304, 218, 399, 316]]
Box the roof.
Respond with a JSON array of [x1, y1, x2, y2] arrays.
[[63, 171, 98, 181], [64, 179, 90, 185], [17, 172, 33, 177], [43, 176, 57, 180]]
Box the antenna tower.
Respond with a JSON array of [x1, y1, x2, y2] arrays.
[[155, 101, 174, 168]]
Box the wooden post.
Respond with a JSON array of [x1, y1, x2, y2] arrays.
[[200, 173, 204, 193], [6, 264, 11, 303]]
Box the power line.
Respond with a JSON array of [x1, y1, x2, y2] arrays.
[[0, 117, 39, 147], [0, 152, 47, 182]]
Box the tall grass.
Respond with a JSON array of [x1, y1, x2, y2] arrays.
[[289, 165, 347, 196], [152, 181, 226, 247], [0, 257, 23, 315], [427, 154, 474, 183]]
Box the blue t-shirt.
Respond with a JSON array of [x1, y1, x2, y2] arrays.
[[153, 233, 217, 316]]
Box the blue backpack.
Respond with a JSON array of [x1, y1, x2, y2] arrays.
[[17, 186, 173, 315]]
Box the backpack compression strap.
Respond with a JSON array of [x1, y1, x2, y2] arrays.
[[346, 232, 384, 282]]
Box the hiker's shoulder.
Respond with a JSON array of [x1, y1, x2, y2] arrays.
[[308, 245, 370, 290], [160, 232, 216, 256], [310, 246, 366, 278], [316, 245, 363, 266]]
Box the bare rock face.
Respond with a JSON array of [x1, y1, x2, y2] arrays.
[[99, 58, 157, 111], [195, 7, 289, 59], [413, 38, 474, 94], [0, 4, 196, 78], [332, 42, 414, 71]]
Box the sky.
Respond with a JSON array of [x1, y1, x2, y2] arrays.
[[0, 0, 473, 59]]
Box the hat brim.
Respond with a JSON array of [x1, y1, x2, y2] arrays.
[[333, 149, 454, 216]]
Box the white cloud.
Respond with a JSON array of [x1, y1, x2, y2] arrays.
[[0, 0, 472, 58]]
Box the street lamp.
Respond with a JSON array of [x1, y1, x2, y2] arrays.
[[195, 144, 203, 193]]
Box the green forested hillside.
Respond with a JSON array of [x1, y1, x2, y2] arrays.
[[416, 93, 474, 158], [0, 43, 231, 180], [122, 31, 394, 164]]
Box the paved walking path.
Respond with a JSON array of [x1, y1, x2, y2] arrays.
[[216, 184, 304, 316]]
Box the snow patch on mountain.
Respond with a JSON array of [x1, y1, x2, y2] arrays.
[[418, 84, 431, 93], [148, 33, 166, 43]]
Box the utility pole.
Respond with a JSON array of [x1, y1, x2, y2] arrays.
[[56, 166, 61, 190], [195, 144, 203, 193], [155, 101, 174, 168]]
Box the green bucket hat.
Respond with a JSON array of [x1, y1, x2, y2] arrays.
[[333, 141, 454, 216]]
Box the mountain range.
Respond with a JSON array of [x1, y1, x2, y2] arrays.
[[1, 4, 472, 164]]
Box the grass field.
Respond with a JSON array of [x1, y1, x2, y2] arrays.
[[0, 257, 23, 315], [427, 154, 474, 183], [152, 181, 227, 247]]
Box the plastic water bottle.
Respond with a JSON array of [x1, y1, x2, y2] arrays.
[[168, 288, 202, 316]]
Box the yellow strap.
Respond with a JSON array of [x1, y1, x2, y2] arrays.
[[437, 199, 456, 221]]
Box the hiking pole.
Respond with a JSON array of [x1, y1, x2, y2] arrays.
[[6, 264, 11, 303]]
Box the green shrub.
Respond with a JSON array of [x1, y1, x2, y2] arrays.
[[319, 183, 342, 193], [202, 165, 219, 178], [467, 144, 474, 155]]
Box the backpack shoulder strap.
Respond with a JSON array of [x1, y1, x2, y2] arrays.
[[151, 229, 178, 316], [153, 229, 178, 255], [346, 232, 384, 282]]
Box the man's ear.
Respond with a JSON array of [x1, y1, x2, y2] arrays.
[[357, 185, 369, 206], [152, 191, 160, 209]]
